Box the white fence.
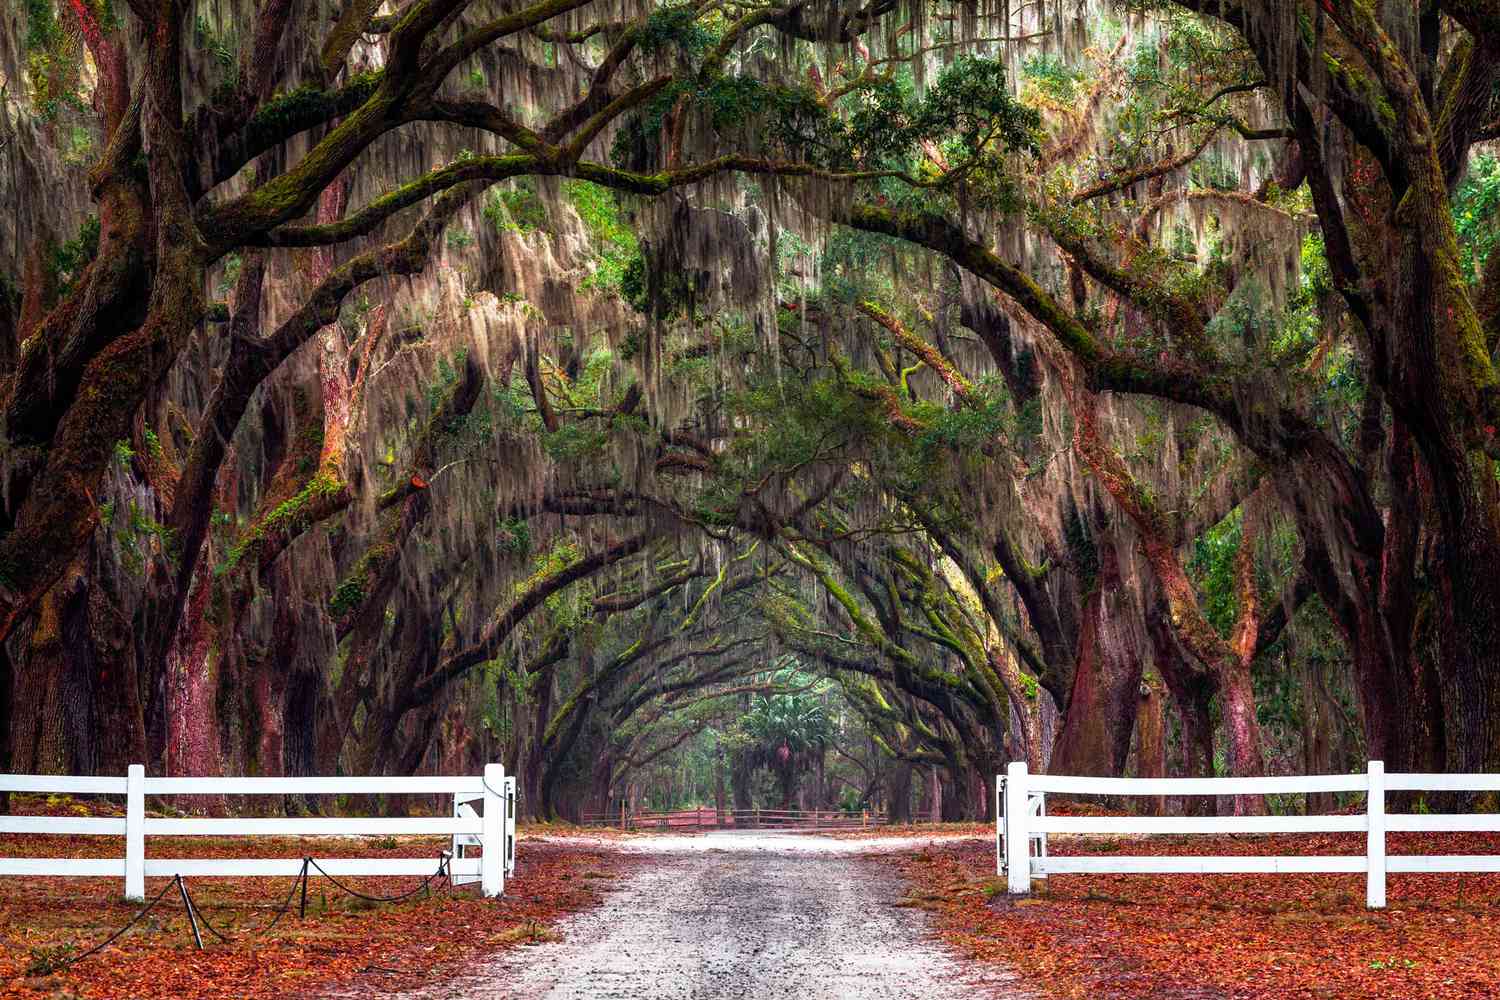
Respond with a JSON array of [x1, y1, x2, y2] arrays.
[[998, 761, 1500, 909], [0, 763, 516, 901]]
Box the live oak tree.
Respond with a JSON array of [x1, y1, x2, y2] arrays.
[[867, 0, 1500, 779], [4, 0, 1500, 813]]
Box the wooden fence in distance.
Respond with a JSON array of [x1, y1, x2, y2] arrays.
[[579, 807, 885, 832]]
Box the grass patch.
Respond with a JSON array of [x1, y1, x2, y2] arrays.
[[25, 943, 77, 976], [496, 919, 563, 945]]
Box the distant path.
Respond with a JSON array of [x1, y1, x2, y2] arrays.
[[392, 832, 1028, 999]]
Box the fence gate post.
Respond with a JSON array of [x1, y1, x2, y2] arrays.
[[482, 763, 505, 898], [125, 764, 145, 901], [1004, 762, 1031, 895], [995, 775, 1004, 877], [504, 776, 517, 878], [1367, 759, 1386, 909]]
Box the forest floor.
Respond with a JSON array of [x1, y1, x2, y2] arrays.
[[0, 797, 639, 999], [893, 829, 1500, 999], [10, 803, 1500, 999]]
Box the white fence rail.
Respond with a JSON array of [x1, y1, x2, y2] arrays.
[[0, 763, 515, 901], [998, 761, 1500, 909]]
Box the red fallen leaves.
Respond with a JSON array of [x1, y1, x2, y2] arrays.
[[895, 832, 1500, 1000], [0, 832, 640, 999]]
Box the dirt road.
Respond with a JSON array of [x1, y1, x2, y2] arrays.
[[393, 832, 1026, 999]]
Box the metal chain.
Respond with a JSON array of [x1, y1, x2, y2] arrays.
[[247, 857, 312, 937], [176, 879, 233, 945], [41, 852, 451, 968], [306, 856, 450, 903], [43, 875, 180, 969]]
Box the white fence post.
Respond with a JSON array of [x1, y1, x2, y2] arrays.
[[1367, 759, 1386, 909], [995, 775, 1004, 878], [482, 763, 505, 898], [1005, 762, 1031, 895], [125, 764, 145, 901], [1031, 792, 1049, 879], [504, 775, 517, 877]]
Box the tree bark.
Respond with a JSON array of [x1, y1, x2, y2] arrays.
[[1300, 649, 1335, 814], [1050, 542, 1142, 777], [886, 759, 912, 824], [1134, 668, 1168, 816], [1150, 602, 1215, 816]]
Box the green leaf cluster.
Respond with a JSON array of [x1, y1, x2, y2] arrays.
[[51, 215, 100, 299], [565, 180, 642, 294], [1455, 153, 1500, 283]]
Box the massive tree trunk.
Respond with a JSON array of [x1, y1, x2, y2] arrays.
[[588, 750, 615, 819], [1280, 443, 1413, 774], [9, 548, 145, 778], [918, 766, 939, 822], [1133, 668, 1167, 816], [1150, 603, 1215, 815], [10, 560, 93, 775], [85, 553, 147, 776], [886, 759, 913, 824], [1222, 535, 1268, 814], [731, 750, 754, 815], [715, 749, 727, 817], [1050, 542, 1142, 777], [0, 639, 10, 813], [524, 671, 555, 820], [1379, 419, 1445, 776], [938, 758, 983, 822], [1380, 133, 1500, 783], [1299, 649, 1335, 814]]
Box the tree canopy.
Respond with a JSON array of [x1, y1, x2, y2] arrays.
[[3, 0, 1500, 818]]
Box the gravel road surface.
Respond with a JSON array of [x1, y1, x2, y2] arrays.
[[394, 832, 1027, 999]]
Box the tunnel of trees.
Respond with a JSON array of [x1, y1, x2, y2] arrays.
[[3, 0, 1500, 820]]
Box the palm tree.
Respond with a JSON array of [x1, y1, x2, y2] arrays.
[[736, 689, 833, 810]]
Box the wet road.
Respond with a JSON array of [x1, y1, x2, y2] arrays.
[[393, 833, 1028, 999]]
